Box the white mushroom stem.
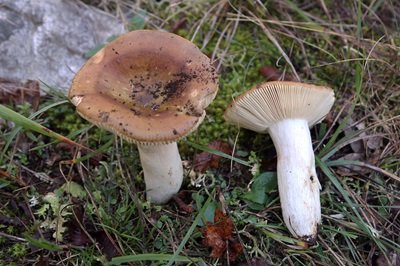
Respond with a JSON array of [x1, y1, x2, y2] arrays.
[[268, 119, 321, 242], [137, 142, 183, 204]]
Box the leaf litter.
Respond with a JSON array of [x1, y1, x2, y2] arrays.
[[0, 78, 40, 110], [193, 140, 233, 173], [202, 208, 243, 262]]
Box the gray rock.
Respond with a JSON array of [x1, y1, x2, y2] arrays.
[[0, 0, 125, 92]]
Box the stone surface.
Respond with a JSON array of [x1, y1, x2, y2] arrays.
[[0, 0, 125, 92]]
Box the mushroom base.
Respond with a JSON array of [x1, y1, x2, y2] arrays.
[[268, 119, 321, 243], [137, 142, 183, 204]]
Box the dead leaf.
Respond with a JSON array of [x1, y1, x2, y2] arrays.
[[93, 230, 120, 260], [68, 206, 91, 246], [373, 251, 400, 266], [229, 240, 244, 262], [67, 206, 120, 260], [202, 208, 243, 262], [336, 153, 370, 176], [17, 201, 33, 221], [366, 135, 383, 150], [0, 78, 40, 110], [171, 17, 187, 33], [194, 140, 232, 172], [172, 191, 194, 213], [0, 215, 24, 227], [258, 66, 294, 81], [343, 117, 365, 153], [35, 255, 49, 266], [69, 224, 91, 246]]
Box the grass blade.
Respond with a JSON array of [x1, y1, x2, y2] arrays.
[[319, 63, 363, 157], [24, 235, 62, 251], [316, 157, 389, 252], [0, 104, 93, 152], [325, 159, 400, 182], [0, 100, 69, 162]]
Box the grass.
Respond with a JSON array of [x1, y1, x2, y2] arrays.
[[0, 0, 399, 265]]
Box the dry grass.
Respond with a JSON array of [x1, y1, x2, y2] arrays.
[[0, 0, 399, 265]]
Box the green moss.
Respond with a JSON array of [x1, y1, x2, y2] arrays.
[[183, 24, 279, 147], [8, 243, 28, 258], [44, 101, 87, 135]]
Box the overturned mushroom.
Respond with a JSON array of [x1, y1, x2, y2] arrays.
[[224, 81, 334, 243], [69, 30, 218, 203]]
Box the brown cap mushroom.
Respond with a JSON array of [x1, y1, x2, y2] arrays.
[[69, 30, 218, 203], [224, 81, 334, 243]]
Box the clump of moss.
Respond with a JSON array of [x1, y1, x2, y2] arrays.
[[44, 101, 87, 135], [8, 243, 28, 258], [183, 24, 278, 149]]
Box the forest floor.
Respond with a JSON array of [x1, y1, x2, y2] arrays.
[[0, 0, 399, 265]]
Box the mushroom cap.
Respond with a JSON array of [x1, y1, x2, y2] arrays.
[[224, 81, 334, 133], [69, 30, 218, 144]]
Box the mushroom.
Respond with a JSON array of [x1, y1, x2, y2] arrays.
[[68, 30, 218, 204], [224, 81, 334, 243]]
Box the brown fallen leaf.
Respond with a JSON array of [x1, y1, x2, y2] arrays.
[[336, 153, 370, 176], [92, 230, 120, 260], [68, 206, 91, 247], [171, 17, 187, 33], [202, 208, 243, 262], [229, 239, 244, 262], [35, 255, 49, 266], [172, 191, 194, 213], [0, 215, 24, 227], [67, 205, 121, 260], [258, 66, 294, 81], [373, 251, 400, 266], [343, 117, 365, 153], [69, 224, 92, 247], [193, 140, 232, 172], [0, 78, 40, 110]]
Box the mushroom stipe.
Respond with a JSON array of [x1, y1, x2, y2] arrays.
[[224, 81, 335, 243]]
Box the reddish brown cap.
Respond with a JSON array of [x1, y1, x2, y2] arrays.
[[224, 81, 335, 132], [69, 30, 218, 144]]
